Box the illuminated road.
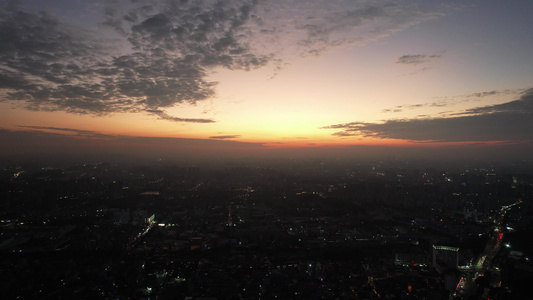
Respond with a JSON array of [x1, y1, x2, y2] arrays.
[[125, 222, 154, 252], [453, 199, 522, 299]]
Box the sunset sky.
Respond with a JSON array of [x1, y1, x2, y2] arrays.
[[1, 0, 533, 160]]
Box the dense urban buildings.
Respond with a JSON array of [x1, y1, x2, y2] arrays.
[[1, 157, 532, 299]]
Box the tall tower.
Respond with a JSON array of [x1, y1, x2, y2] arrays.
[[227, 202, 234, 227]]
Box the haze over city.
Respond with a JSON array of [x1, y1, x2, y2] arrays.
[[1, 0, 532, 162]]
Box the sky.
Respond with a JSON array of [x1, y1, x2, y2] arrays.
[[1, 0, 533, 161]]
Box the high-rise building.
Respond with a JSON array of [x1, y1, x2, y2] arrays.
[[432, 244, 459, 270], [226, 202, 234, 227]]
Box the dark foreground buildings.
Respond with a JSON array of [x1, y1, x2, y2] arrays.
[[1, 159, 532, 299]]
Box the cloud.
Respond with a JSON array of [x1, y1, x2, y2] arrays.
[[396, 54, 426, 65], [16, 125, 113, 138], [0, 127, 264, 158], [282, 136, 308, 140], [395, 53, 441, 76], [324, 88, 533, 142], [381, 88, 525, 113], [209, 135, 240, 139], [396, 54, 440, 65], [147, 109, 215, 123], [0, 0, 458, 121], [461, 88, 533, 115], [433, 88, 522, 102], [240, 1, 455, 58], [0, 1, 270, 121]]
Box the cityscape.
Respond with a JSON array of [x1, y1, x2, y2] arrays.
[[1, 157, 531, 299], [1, 1, 533, 299]]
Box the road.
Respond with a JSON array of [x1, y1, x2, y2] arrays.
[[453, 199, 522, 299]]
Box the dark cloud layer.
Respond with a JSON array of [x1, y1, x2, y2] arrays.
[[324, 88, 533, 142], [0, 1, 269, 122], [3, 127, 531, 163], [0, 127, 264, 159], [17, 125, 113, 138]]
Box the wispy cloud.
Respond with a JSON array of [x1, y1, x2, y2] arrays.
[[395, 53, 442, 76], [146, 109, 215, 123], [252, 1, 453, 58], [17, 125, 113, 138], [324, 88, 533, 142], [382, 88, 524, 113], [396, 54, 441, 65], [434, 88, 524, 102], [209, 135, 240, 140]]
